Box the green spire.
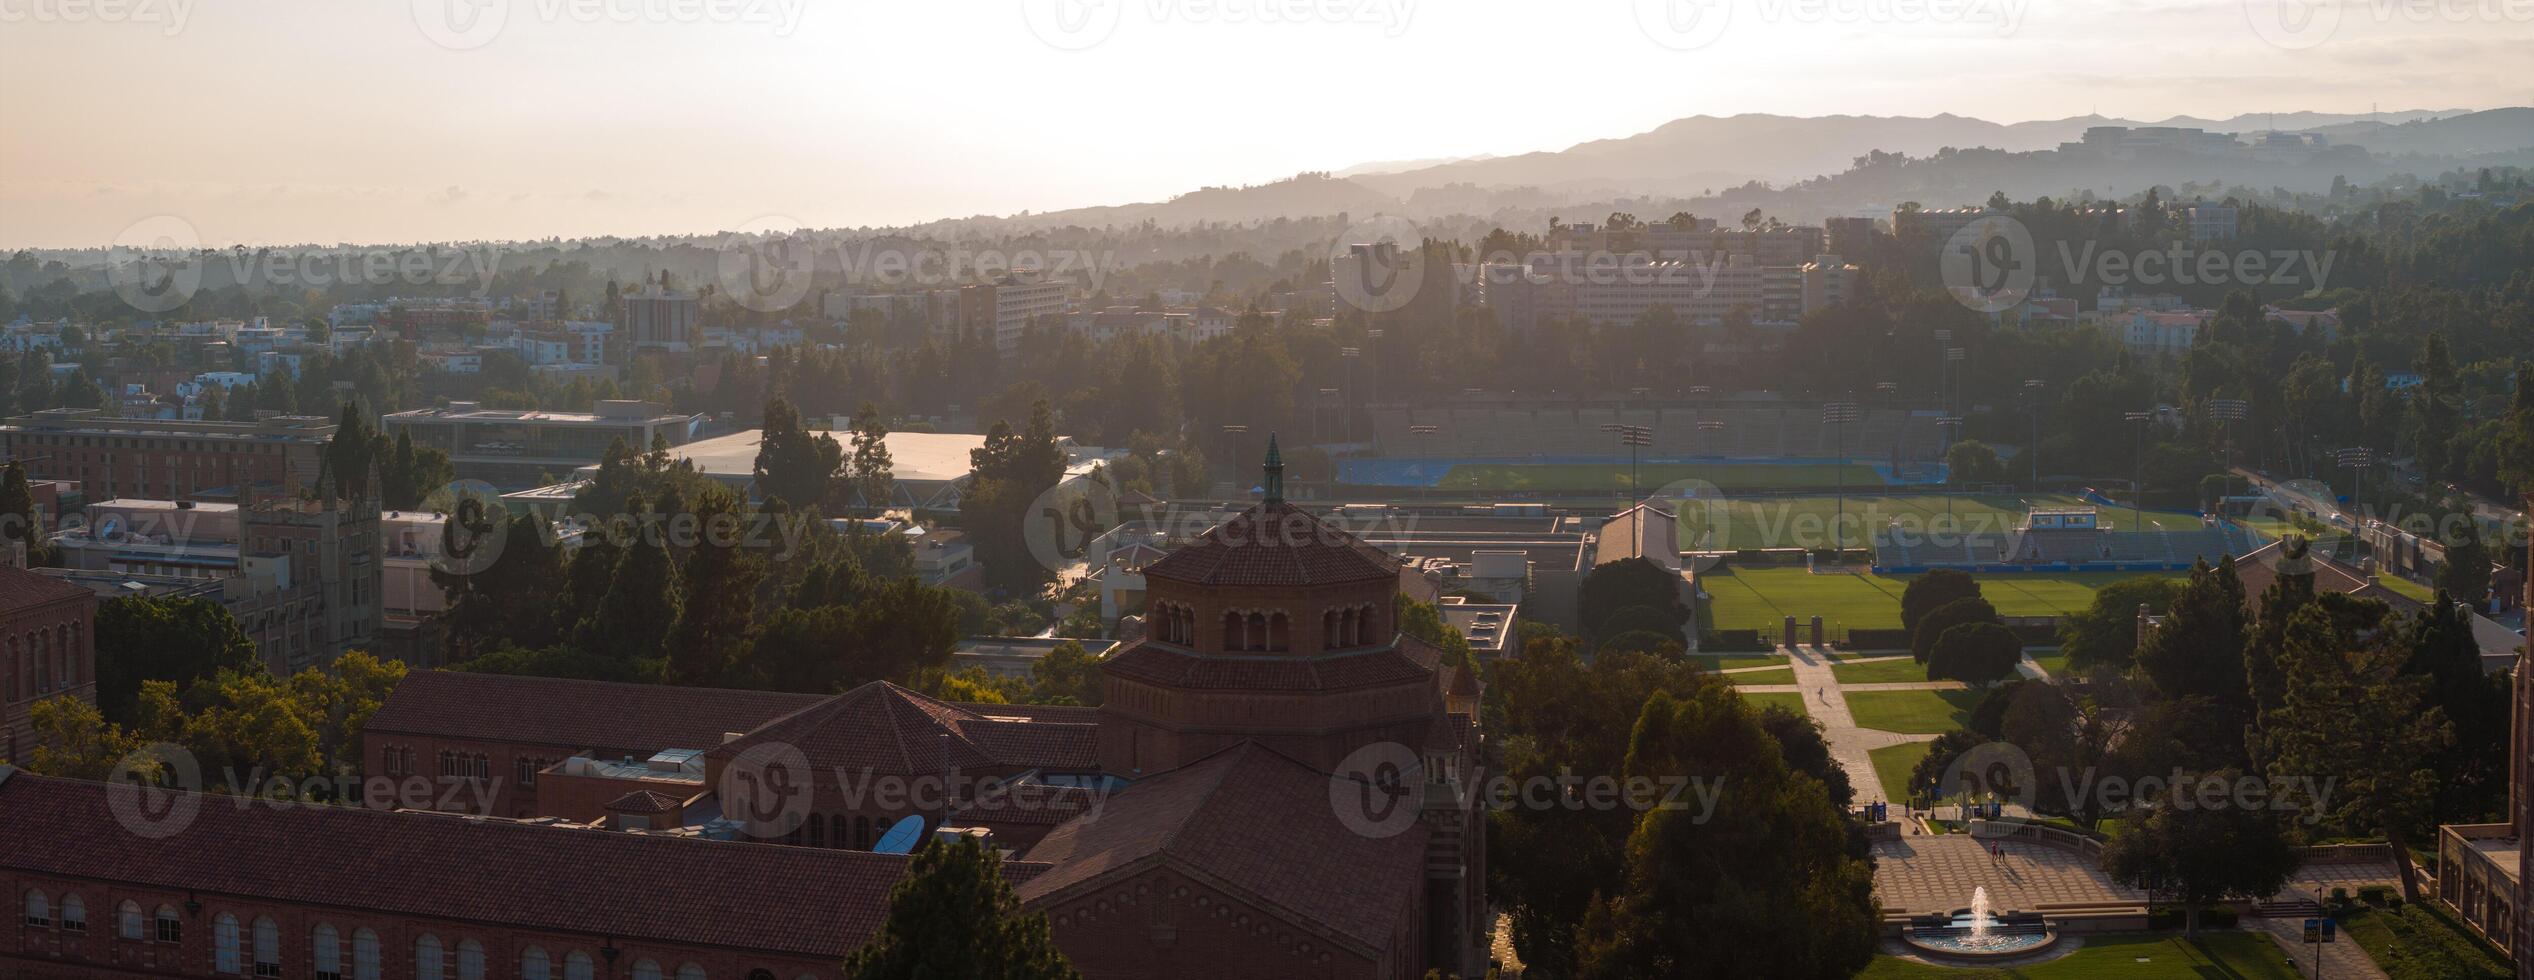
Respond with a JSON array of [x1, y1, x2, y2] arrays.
[[1262, 434, 1285, 504]]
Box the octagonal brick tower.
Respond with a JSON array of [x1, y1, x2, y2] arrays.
[[1096, 436, 1459, 777]]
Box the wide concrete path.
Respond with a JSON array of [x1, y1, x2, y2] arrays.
[[1783, 644, 1934, 807]]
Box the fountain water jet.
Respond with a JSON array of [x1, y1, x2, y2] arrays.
[[1900, 886, 2056, 961]]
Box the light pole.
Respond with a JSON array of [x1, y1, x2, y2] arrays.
[[1932, 329, 1952, 410], [1409, 423, 1440, 501], [1601, 423, 1654, 501], [1944, 347, 1968, 419], [1339, 347, 1360, 444], [1316, 387, 1339, 445], [2023, 380, 2046, 492], [1825, 399, 1864, 554], [2335, 446, 2375, 517], [2210, 398, 2249, 505], [2125, 411, 2154, 531], [1937, 416, 1965, 530]]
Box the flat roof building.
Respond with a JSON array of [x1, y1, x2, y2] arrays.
[[0, 409, 335, 503], [383, 400, 706, 489]]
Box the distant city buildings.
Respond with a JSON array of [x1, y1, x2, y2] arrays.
[[958, 274, 1069, 356], [623, 286, 700, 353], [382, 400, 707, 490], [0, 410, 336, 503]]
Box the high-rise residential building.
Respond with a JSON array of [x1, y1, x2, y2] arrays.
[[623, 287, 700, 352], [958, 274, 1069, 355]]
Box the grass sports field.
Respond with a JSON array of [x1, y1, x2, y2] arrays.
[[1435, 462, 1885, 493], [1676, 493, 2200, 552], [1698, 566, 2170, 633]]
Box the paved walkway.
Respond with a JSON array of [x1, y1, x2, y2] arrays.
[[1871, 834, 2145, 913], [1783, 644, 1937, 807], [2252, 914, 2387, 979]]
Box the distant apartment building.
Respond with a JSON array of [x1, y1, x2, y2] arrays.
[[2118, 309, 2212, 357], [0, 410, 336, 503], [1893, 207, 1992, 248], [958, 275, 1068, 355], [2184, 203, 2239, 241], [383, 400, 706, 489], [2061, 125, 2244, 157], [381, 301, 492, 339], [624, 288, 701, 353], [1546, 221, 1827, 269], [1824, 215, 1882, 256]]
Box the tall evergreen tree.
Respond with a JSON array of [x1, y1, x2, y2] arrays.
[[843, 836, 1078, 980], [662, 488, 763, 686]]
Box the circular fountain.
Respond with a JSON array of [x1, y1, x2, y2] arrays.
[[1900, 887, 2059, 962]]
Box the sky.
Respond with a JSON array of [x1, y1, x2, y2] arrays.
[[1, 0, 2528, 248]]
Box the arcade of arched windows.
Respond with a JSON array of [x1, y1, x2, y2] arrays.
[[1319, 603, 1380, 650]]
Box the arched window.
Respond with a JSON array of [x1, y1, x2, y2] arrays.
[[117, 900, 142, 940], [1322, 609, 1339, 649], [22, 888, 47, 927], [564, 950, 595, 980], [313, 923, 343, 980], [455, 939, 487, 980], [5, 647, 16, 701], [632, 961, 663, 980], [212, 913, 242, 973], [1340, 607, 1360, 646], [854, 815, 872, 849], [1266, 612, 1289, 651], [676, 964, 707, 980], [153, 905, 182, 943], [1221, 611, 1242, 650], [520, 945, 551, 980], [59, 893, 84, 932], [352, 927, 381, 980], [253, 917, 281, 976], [829, 813, 847, 849], [1244, 612, 1267, 651], [414, 934, 446, 980], [747, 971, 777, 980]]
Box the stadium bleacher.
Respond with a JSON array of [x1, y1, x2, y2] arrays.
[[1366, 403, 1944, 463]]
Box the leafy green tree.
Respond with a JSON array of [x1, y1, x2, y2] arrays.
[[1906, 729, 1987, 805], [2397, 593, 2514, 823], [1899, 569, 1981, 639], [1926, 621, 2022, 686], [2099, 769, 2299, 938], [1910, 595, 2000, 664], [843, 836, 1078, 980], [574, 496, 681, 665], [960, 401, 1070, 596], [753, 396, 843, 511], [2057, 576, 2185, 671], [662, 487, 764, 686], [1574, 687, 1879, 979], [18, 695, 145, 777], [2262, 605, 2450, 901], [2133, 557, 2248, 718], [1026, 640, 1103, 706], [1753, 702, 1853, 809], [848, 401, 896, 511], [93, 595, 262, 724], [322, 401, 379, 501], [1397, 594, 1476, 666]]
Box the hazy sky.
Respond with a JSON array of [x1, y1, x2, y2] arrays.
[[2, 0, 2527, 247]]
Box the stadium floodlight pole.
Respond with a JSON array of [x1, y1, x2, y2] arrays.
[[1937, 416, 1966, 530], [1339, 347, 1363, 445], [2023, 380, 2046, 492], [1824, 399, 1865, 555], [1316, 387, 1339, 444], [1931, 329, 1952, 408], [2335, 446, 2375, 516], [2209, 398, 2250, 505], [1700, 419, 1726, 461], [1602, 423, 1655, 501], [1408, 423, 1440, 501], [1944, 348, 1968, 420], [2125, 411, 2155, 531]]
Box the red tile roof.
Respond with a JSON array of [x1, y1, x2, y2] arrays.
[[0, 768, 1046, 958], [710, 681, 1099, 774], [2233, 540, 2421, 613], [365, 670, 824, 752], [1101, 634, 1444, 693], [1015, 742, 1428, 954], [0, 564, 95, 611], [1141, 501, 1401, 587], [606, 789, 684, 814]]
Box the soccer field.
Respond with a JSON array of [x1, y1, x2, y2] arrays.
[[1676, 493, 2198, 552], [1435, 462, 1886, 493], [1697, 566, 2175, 633]]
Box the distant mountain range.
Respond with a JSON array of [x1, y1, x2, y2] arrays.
[[954, 108, 2529, 234]]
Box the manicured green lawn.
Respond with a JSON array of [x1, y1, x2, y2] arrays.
[[1683, 652, 1787, 670], [1831, 656, 1932, 685], [1675, 493, 2206, 552], [1858, 931, 2302, 978], [1439, 462, 1884, 493], [1845, 689, 1985, 735], [2339, 903, 2514, 978], [1739, 691, 1809, 716], [1870, 741, 1934, 804], [2373, 572, 2436, 604], [2025, 651, 2070, 677], [1699, 567, 2172, 633], [1724, 666, 1797, 686]]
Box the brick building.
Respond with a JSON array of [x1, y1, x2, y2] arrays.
[[0, 565, 100, 765], [9, 442, 1487, 978], [0, 410, 335, 503]]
